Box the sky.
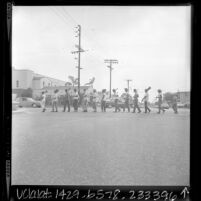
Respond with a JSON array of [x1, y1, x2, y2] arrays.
[[12, 6, 191, 100]]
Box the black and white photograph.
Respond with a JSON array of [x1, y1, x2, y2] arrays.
[[12, 6, 191, 186]]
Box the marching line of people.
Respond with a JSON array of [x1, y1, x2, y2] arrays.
[[40, 87, 179, 114]]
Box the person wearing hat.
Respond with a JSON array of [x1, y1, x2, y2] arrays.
[[112, 89, 120, 112], [156, 89, 165, 114], [123, 88, 130, 112], [72, 88, 79, 112], [101, 89, 107, 112], [141, 87, 151, 113], [63, 88, 71, 112], [51, 89, 59, 112], [132, 89, 141, 113]]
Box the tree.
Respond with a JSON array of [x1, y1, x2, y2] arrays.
[[84, 77, 95, 87], [68, 76, 78, 87]]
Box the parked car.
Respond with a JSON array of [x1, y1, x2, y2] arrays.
[[16, 97, 41, 108], [12, 100, 19, 111], [184, 102, 190, 108], [177, 102, 186, 108]]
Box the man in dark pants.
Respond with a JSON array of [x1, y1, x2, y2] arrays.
[[101, 89, 106, 112], [172, 94, 178, 114], [132, 89, 141, 113], [92, 89, 97, 112], [63, 89, 71, 112], [156, 89, 165, 114], [112, 89, 120, 112], [123, 88, 130, 112], [72, 88, 79, 112]]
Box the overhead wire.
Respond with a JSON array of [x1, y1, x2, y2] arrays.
[[49, 6, 108, 65]]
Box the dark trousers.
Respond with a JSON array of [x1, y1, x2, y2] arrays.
[[52, 101, 58, 112], [123, 100, 130, 112], [172, 103, 178, 113], [133, 101, 141, 113], [82, 99, 88, 112], [114, 99, 120, 112], [144, 101, 151, 113], [63, 100, 70, 112], [101, 101, 106, 112], [73, 99, 78, 111]]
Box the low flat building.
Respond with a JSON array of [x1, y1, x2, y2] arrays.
[[12, 67, 66, 97], [177, 91, 190, 104]]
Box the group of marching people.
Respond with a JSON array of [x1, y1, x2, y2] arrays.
[[111, 87, 167, 114], [40, 87, 178, 114]]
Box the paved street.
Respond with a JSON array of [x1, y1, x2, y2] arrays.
[[12, 107, 190, 186]]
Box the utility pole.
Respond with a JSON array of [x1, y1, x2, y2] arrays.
[[104, 59, 118, 98], [125, 79, 132, 93], [71, 25, 86, 95]]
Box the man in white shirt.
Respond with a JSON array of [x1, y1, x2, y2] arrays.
[[156, 89, 165, 114], [51, 89, 59, 112], [101, 89, 107, 112], [133, 89, 141, 113], [123, 88, 130, 112], [142, 87, 151, 113]]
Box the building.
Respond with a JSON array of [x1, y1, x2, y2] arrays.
[[12, 68, 66, 90], [12, 68, 34, 89], [177, 91, 190, 104], [12, 67, 66, 97]]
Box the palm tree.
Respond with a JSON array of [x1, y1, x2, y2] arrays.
[[68, 76, 78, 87], [84, 77, 95, 87]]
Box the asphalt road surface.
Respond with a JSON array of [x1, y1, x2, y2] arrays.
[[12, 107, 190, 185]]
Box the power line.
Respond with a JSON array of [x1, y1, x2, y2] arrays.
[[125, 79, 132, 93], [49, 7, 74, 29], [61, 7, 79, 25], [49, 6, 118, 88], [51, 7, 106, 65], [104, 59, 118, 98]]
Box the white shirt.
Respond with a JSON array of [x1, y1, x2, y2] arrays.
[[144, 92, 149, 102], [102, 92, 107, 101], [52, 93, 58, 102], [73, 91, 79, 100], [42, 94, 46, 101]]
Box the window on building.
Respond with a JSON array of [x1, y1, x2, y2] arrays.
[[16, 80, 19, 88], [43, 81, 45, 87]]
